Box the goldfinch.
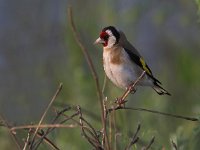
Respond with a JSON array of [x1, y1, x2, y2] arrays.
[[94, 26, 170, 95]]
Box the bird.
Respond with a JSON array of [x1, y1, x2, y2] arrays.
[[94, 26, 171, 97]]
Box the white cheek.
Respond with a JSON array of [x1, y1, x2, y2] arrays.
[[105, 36, 116, 49]]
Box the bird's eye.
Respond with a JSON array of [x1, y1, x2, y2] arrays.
[[100, 32, 109, 41]]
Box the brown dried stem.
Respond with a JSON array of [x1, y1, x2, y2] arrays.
[[77, 106, 103, 150], [108, 106, 198, 122], [125, 123, 141, 150], [22, 128, 32, 150], [143, 136, 155, 150], [31, 130, 59, 150], [30, 83, 63, 148], [0, 115, 22, 149], [80, 117, 100, 141], [33, 108, 79, 149], [171, 140, 178, 150], [68, 7, 109, 149], [11, 124, 78, 131]]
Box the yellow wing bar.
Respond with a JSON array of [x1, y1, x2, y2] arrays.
[[139, 58, 152, 75]]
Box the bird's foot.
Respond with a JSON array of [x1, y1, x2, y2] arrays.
[[130, 88, 137, 94], [127, 85, 137, 93], [115, 98, 127, 107]]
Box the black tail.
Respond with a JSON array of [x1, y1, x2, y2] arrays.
[[152, 83, 171, 96]]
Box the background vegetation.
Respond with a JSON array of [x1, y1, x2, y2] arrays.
[[0, 0, 200, 149]]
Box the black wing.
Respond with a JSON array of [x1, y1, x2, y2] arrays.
[[124, 48, 161, 84]]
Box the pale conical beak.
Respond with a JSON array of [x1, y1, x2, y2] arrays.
[[94, 37, 105, 45]]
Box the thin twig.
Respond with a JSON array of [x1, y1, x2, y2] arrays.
[[31, 130, 59, 150], [23, 128, 32, 150], [102, 98, 110, 149], [61, 110, 103, 147], [77, 106, 103, 150], [108, 106, 198, 122], [142, 136, 155, 150], [67, 7, 103, 105], [113, 111, 117, 150], [30, 83, 63, 148], [0, 115, 22, 149], [56, 103, 102, 123], [114, 132, 122, 150], [33, 108, 79, 149], [108, 111, 112, 150], [125, 123, 141, 150], [102, 74, 107, 94], [11, 124, 78, 131], [171, 140, 178, 150], [81, 117, 100, 141], [68, 7, 109, 149]]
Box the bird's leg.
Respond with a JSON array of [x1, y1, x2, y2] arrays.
[[115, 99, 126, 108], [128, 85, 137, 94], [115, 84, 137, 107], [115, 97, 127, 107]]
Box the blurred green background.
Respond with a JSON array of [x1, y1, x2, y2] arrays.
[[0, 0, 200, 149]]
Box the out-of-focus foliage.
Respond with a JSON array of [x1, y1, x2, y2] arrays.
[[196, 0, 200, 19], [0, 0, 200, 149]]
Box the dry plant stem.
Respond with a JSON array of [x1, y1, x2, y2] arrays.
[[68, 7, 109, 149], [23, 129, 31, 150], [102, 74, 107, 95], [114, 133, 121, 150], [29, 131, 59, 150], [18, 127, 59, 149], [31, 130, 59, 150], [108, 106, 198, 122], [35, 109, 92, 150], [113, 111, 117, 150], [34, 112, 79, 150], [30, 83, 63, 148], [125, 123, 141, 150], [68, 7, 103, 105], [59, 109, 100, 143], [61, 115, 98, 142], [108, 113, 112, 150], [77, 106, 103, 150], [143, 136, 155, 150], [40, 107, 72, 134], [171, 140, 178, 150], [61, 111, 102, 147], [55, 103, 102, 123], [0, 115, 22, 149], [81, 117, 100, 141], [102, 99, 110, 150], [116, 71, 146, 105], [33, 109, 79, 149], [11, 124, 78, 131]]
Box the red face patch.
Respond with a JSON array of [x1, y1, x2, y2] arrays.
[[100, 31, 109, 47]]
